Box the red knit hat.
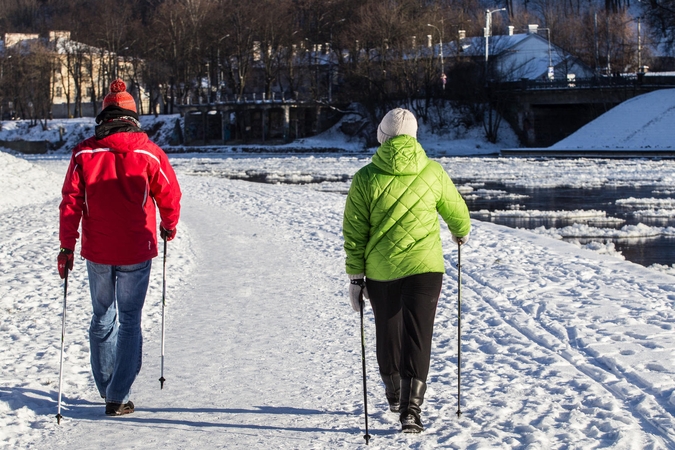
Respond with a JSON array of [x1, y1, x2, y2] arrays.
[[102, 79, 136, 112]]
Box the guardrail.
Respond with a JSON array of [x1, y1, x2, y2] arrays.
[[494, 75, 675, 91]]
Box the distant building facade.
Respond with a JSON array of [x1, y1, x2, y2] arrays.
[[452, 24, 594, 82], [2, 31, 147, 118]]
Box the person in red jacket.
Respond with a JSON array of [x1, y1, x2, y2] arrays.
[[58, 79, 181, 416]]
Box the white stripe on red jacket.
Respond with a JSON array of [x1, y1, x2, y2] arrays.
[[59, 131, 181, 265]]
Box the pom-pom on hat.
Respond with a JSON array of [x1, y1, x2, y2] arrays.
[[377, 108, 418, 144], [102, 79, 137, 112]]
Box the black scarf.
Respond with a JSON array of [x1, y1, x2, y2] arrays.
[[95, 106, 143, 139]]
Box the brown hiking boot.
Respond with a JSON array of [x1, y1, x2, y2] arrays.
[[105, 401, 135, 416]]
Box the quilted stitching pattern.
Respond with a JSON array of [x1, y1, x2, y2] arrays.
[[344, 136, 471, 281]]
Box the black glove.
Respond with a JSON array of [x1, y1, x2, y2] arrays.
[[160, 226, 176, 241]]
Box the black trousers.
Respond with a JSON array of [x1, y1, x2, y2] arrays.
[[367, 272, 443, 383]]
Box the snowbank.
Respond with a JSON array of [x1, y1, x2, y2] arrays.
[[0, 115, 180, 153], [0, 105, 517, 156], [551, 88, 675, 150], [0, 151, 62, 213]]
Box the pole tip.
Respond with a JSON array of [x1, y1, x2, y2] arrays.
[[159, 377, 165, 389], [456, 409, 462, 417], [56, 413, 62, 424], [364, 433, 371, 445]]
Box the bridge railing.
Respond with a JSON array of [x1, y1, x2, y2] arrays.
[[494, 75, 675, 92]]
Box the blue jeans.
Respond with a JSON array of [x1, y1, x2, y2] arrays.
[[87, 259, 152, 403]]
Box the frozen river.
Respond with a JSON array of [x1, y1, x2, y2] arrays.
[[170, 154, 675, 269]]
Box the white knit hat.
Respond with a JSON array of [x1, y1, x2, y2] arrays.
[[377, 108, 418, 144]]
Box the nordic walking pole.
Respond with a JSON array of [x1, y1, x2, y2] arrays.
[[359, 286, 372, 445], [456, 242, 463, 418], [159, 236, 167, 389], [56, 268, 68, 425]]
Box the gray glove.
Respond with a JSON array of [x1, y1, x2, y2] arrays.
[[348, 273, 369, 312]]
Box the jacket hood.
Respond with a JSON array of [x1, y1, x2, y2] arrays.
[[90, 131, 149, 153], [371, 134, 429, 176]]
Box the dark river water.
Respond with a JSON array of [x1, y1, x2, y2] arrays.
[[456, 180, 675, 268]]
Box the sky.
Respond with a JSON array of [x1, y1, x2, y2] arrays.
[[1, 90, 675, 449]]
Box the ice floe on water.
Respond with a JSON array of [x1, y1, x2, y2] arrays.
[[616, 197, 675, 208], [461, 188, 529, 200], [474, 209, 609, 219], [531, 223, 675, 239]]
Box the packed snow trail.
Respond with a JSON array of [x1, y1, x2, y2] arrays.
[[18, 178, 372, 448], [132, 198, 366, 448]]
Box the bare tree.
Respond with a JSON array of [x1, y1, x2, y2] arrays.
[[0, 0, 663, 123], [151, 0, 213, 106], [640, 0, 675, 65], [0, 42, 54, 128], [212, 0, 258, 101]]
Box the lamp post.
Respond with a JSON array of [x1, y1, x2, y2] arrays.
[[484, 8, 506, 80], [618, 16, 645, 74], [216, 34, 230, 96], [538, 27, 553, 80], [637, 16, 643, 73], [427, 23, 445, 88]]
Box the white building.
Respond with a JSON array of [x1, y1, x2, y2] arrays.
[[444, 24, 594, 82], [2, 31, 148, 118]]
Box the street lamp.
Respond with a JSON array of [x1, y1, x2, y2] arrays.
[[538, 27, 553, 80], [427, 23, 445, 88], [637, 17, 644, 73], [484, 8, 506, 79], [216, 34, 230, 95]]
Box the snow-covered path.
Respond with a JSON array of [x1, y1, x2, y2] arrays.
[[140, 197, 362, 448], [2, 155, 675, 449]]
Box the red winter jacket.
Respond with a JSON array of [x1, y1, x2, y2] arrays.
[[59, 131, 181, 266]]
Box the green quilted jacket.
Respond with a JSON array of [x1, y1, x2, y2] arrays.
[[343, 134, 471, 281]]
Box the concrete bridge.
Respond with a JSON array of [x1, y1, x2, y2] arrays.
[[177, 100, 340, 146], [496, 75, 675, 148], [174, 76, 675, 149]]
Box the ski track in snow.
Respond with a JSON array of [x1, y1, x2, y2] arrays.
[[446, 226, 675, 448], [2, 158, 675, 449]]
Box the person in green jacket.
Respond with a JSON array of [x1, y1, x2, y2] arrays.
[[343, 107, 471, 433]]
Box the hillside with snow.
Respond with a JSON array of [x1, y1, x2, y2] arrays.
[[551, 88, 675, 151]]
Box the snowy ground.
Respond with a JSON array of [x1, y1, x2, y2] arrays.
[[2, 150, 675, 449]]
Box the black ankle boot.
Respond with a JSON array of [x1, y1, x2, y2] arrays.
[[381, 372, 401, 412], [399, 378, 426, 433]]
